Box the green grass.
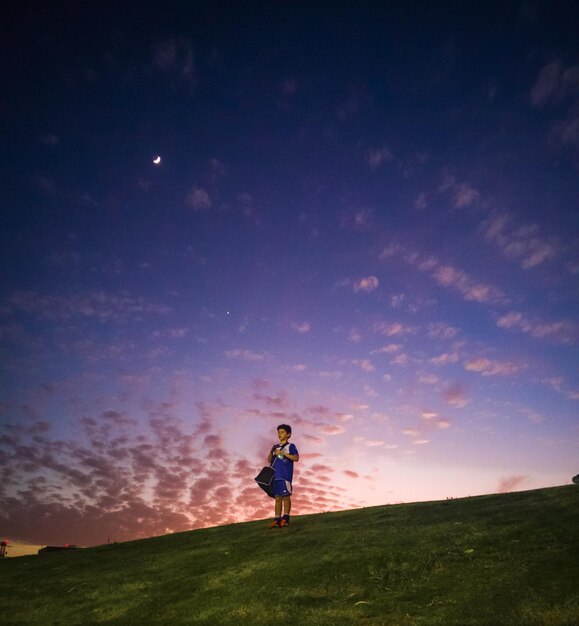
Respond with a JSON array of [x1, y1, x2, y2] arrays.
[[2, 486, 579, 625]]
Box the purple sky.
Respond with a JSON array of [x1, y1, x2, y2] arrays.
[[1, 2, 578, 547]]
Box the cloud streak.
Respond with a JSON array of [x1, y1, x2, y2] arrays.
[[1, 291, 171, 322], [497, 312, 577, 344]]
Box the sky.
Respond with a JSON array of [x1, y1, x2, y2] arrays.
[[1, 1, 578, 550]]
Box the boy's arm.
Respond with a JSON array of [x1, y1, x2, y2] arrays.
[[267, 445, 277, 464], [284, 443, 299, 462]]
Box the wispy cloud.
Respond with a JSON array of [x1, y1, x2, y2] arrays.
[[340, 208, 374, 231], [152, 37, 196, 86], [420, 410, 451, 430], [417, 373, 440, 384], [443, 383, 470, 407], [452, 182, 480, 209], [186, 186, 212, 210], [497, 475, 529, 493], [530, 61, 579, 108], [366, 147, 394, 171], [353, 276, 379, 293], [542, 377, 579, 401], [370, 343, 402, 355], [381, 243, 505, 305], [354, 436, 386, 447], [224, 349, 267, 361], [352, 359, 375, 372], [464, 357, 525, 377], [483, 212, 560, 269], [414, 192, 428, 210], [438, 172, 481, 209], [427, 322, 460, 339], [151, 327, 189, 340], [2, 291, 171, 322], [530, 61, 579, 149], [433, 265, 504, 303], [497, 311, 577, 344], [429, 352, 460, 366], [391, 353, 409, 366], [374, 322, 417, 336]]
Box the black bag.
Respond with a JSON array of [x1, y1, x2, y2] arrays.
[[255, 443, 288, 497], [254, 466, 276, 497]]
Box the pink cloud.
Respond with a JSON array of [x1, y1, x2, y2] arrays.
[[224, 349, 266, 361], [364, 439, 385, 447], [370, 343, 402, 354], [391, 353, 409, 366], [429, 352, 459, 365], [497, 475, 529, 494], [186, 186, 212, 210], [427, 322, 460, 339], [0, 403, 251, 545], [380, 242, 505, 305], [452, 182, 480, 208], [353, 276, 379, 293], [497, 311, 577, 344], [306, 405, 331, 415], [302, 434, 325, 445], [443, 383, 470, 407], [464, 357, 524, 377], [353, 359, 375, 372], [483, 212, 560, 269], [319, 424, 345, 436], [433, 265, 503, 303], [253, 391, 288, 408], [310, 463, 332, 473], [374, 322, 416, 336]]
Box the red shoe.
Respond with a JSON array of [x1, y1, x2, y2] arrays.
[[269, 519, 281, 528], [280, 519, 289, 527]]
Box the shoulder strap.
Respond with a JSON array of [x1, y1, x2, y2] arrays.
[[269, 442, 289, 466]]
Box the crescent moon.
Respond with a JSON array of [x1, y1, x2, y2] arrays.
[[153, 156, 161, 165]]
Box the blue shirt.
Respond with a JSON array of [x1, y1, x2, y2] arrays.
[[272, 442, 298, 482]]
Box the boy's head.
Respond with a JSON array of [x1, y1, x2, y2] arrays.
[[277, 424, 292, 442]]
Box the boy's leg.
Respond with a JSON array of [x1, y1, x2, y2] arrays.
[[274, 496, 283, 518], [281, 496, 292, 526]]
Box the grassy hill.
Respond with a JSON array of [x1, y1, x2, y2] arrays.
[[1, 485, 578, 625]]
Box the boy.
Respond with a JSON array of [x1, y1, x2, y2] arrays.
[[268, 424, 299, 528]]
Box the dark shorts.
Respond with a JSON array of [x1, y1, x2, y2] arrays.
[[273, 479, 292, 497]]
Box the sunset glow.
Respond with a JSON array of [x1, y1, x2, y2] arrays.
[[1, 2, 578, 548]]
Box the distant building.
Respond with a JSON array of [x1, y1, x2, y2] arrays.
[[0, 541, 7, 558], [38, 545, 78, 555]]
